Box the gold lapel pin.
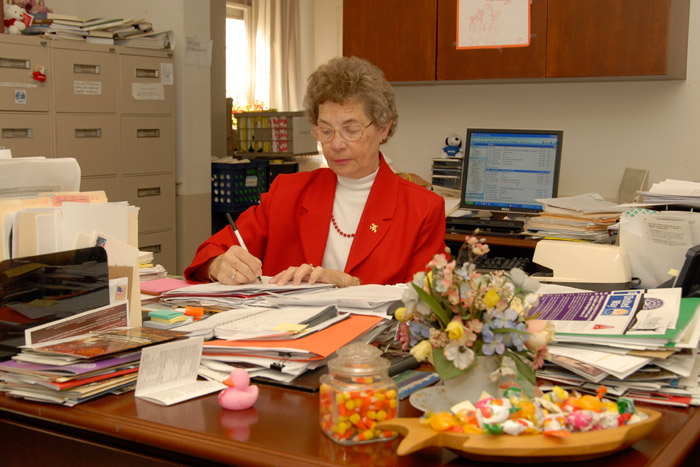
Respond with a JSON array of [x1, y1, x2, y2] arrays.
[[370, 223, 378, 233]]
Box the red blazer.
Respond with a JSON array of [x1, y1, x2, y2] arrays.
[[185, 156, 446, 285]]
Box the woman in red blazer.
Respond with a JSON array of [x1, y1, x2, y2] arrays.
[[185, 57, 446, 287]]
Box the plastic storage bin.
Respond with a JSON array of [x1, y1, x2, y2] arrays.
[[211, 160, 269, 212]]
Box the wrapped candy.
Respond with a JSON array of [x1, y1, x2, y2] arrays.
[[421, 385, 648, 437]]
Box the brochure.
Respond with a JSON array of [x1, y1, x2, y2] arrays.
[[135, 336, 226, 406]]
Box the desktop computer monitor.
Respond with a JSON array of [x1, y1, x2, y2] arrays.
[[459, 128, 563, 216]]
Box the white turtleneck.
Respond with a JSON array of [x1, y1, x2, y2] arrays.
[[322, 168, 378, 272]]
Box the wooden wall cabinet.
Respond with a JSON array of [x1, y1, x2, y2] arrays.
[[342, 0, 437, 82], [545, 0, 689, 79], [343, 0, 689, 82], [0, 35, 176, 273], [436, 0, 548, 80]]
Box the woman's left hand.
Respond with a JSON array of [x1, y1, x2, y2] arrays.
[[269, 263, 357, 288]]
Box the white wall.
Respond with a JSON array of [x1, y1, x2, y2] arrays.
[[319, 1, 700, 200]]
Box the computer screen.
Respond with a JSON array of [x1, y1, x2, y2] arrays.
[[459, 129, 563, 215], [0, 247, 110, 358]]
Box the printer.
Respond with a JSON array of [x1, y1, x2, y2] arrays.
[[531, 240, 632, 291]]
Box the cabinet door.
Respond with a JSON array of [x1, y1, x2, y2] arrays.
[[121, 174, 175, 232], [120, 116, 174, 175], [0, 112, 51, 157], [0, 42, 50, 111], [436, 0, 547, 80], [53, 48, 118, 113], [546, 0, 688, 78], [343, 0, 437, 82], [55, 114, 118, 176], [119, 54, 174, 115]]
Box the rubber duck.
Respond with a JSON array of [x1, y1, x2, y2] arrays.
[[218, 368, 259, 411]]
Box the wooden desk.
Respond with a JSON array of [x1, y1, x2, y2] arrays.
[[1, 383, 699, 466]]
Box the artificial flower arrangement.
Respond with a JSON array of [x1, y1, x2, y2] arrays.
[[395, 232, 555, 397]]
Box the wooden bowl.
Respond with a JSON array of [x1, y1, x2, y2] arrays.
[[376, 408, 661, 463]]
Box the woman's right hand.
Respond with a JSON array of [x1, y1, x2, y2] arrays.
[[208, 245, 263, 285]]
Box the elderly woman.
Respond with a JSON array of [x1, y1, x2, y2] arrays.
[[185, 56, 446, 287]]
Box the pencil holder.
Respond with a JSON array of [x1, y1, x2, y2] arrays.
[[319, 343, 398, 445]]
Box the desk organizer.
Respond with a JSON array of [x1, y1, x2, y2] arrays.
[[234, 111, 318, 158]]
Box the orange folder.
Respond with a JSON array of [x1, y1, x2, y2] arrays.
[[202, 314, 384, 361]]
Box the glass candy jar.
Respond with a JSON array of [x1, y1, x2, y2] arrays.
[[319, 343, 398, 445]]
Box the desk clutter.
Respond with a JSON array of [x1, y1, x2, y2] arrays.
[[0, 327, 185, 406]]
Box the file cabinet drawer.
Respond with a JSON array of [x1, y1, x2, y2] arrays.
[[122, 174, 175, 232], [0, 40, 50, 112], [56, 114, 118, 176], [139, 230, 176, 274], [80, 176, 120, 202], [119, 54, 174, 115], [53, 48, 118, 113], [120, 116, 174, 174], [0, 112, 51, 157]]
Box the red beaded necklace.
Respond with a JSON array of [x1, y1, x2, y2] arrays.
[[331, 214, 355, 238]]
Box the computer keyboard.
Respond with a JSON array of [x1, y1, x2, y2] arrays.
[[460, 254, 532, 273]]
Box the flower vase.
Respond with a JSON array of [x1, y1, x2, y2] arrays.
[[441, 356, 501, 405]]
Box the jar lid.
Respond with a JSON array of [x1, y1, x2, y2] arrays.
[[328, 342, 390, 377]]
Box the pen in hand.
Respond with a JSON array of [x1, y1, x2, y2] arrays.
[[225, 212, 263, 284]]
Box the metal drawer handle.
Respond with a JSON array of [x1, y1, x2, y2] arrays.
[[137, 129, 160, 138], [135, 68, 159, 79], [73, 64, 101, 74], [1, 128, 32, 138], [137, 187, 161, 197], [140, 244, 162, 254], [74, 128, 102, 138], [0, 57, 30, 69]]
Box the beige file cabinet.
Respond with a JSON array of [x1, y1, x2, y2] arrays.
[[121, 173, 176, 234], [55, 114, 118, 176], [119, 50, 174, 116], [0, 36, 50, 112], [52, 44, 118, 114], [120, 115, 175, 175], [0, 35, 177, 272], [0, 112, 51, 157]]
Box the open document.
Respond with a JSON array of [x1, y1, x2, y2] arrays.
[[135, 336, 226, 406], [619, 209, 700, 288]]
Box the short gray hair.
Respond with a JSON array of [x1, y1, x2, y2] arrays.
[[304, 56, 398, 142]]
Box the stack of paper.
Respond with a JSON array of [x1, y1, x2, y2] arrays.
[[530, 287, 700, 407], [525, 193, 627, 241], [158, 278, 334, 309], [198, 314, 388, 385], [0, 327, 185, 406], [638, 179, 700, 208], [138, 249, 167, 281]]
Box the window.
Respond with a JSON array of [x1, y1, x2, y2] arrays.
[[226, 1, 267, 120]]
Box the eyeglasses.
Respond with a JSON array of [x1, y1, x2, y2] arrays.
[[310, 121, 374, 143]]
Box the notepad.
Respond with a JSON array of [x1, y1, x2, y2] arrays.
[[140, 277, 189, 295], [213, 305, 343, 340]]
